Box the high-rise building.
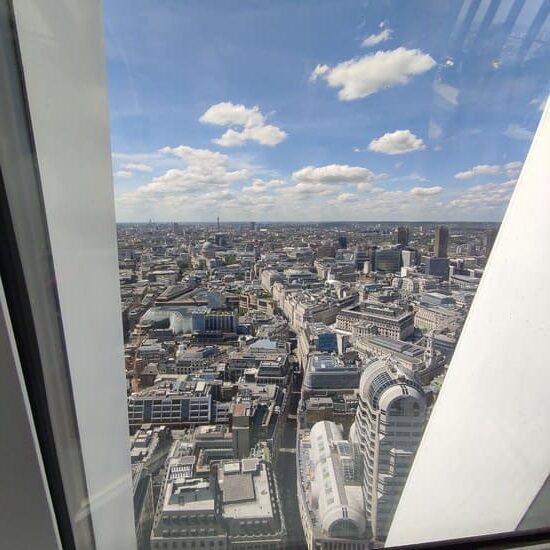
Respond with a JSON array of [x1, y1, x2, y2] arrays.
[[337, 235, 348, 249], [397, 226, 410, 246], [401, 249, 417, 268], [426, 256, 450, 278], [434, 226, 449, 258], [350, 357, 426, 542], [374, 248, 402, 273]]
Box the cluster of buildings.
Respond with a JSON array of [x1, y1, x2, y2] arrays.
[[118, 220, 496, 548]]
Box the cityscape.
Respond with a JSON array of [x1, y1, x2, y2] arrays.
[[105, 2, 548, 547], [120, 220, 497, 549], [2, 1, 549, 548]]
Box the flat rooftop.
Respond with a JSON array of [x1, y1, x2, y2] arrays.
[[220, 461, 274, 521]]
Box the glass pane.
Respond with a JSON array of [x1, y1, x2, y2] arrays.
[[104, 1, 550, 548]]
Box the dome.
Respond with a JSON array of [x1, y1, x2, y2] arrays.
[[201, 241, 216, 258]]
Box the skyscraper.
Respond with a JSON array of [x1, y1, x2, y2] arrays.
[[374, 248, 402, 273], [350, 357, 426, 542], [426, 256, 450, 278], [434, 225, 449, 258], [337, 235, 348, 249], [397, 226, 410, 246]]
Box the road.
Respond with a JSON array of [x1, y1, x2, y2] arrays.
[[275, 372, 307, 549]]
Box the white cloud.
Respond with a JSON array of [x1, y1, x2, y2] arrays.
[[279, 182, 337, 199], [200, 102, 265, 127], [310, 47, 436, 101], [242, 179, 286, 193], [160, 145, 228, 166], [410, 186, 443, 195], [433, 80, 459, 105], [116, 144, 250, 217], [326, 186, 445, 218], [504, 124, 534, 141], [279, 164, 385, 200], [310, 64, 329, 82], [114, 170, 132, 178], [361, 28, 392, 47], [122, 163, 153, 172], [217, 192, 276, 210], [214, 125, 287, 147], [293, 164, 377, 185], [335, 192, 357, 202], [449, 180, 516, 209], [368, 129, 426, 155], [428, 121, 442, 139], [200, 102, 286, 147], [357, 182, 378, 192], [454, 161, 522, 180]]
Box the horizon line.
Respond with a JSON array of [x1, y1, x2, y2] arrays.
[[116, 220, 501, 225]]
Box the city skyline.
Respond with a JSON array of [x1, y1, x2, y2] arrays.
[[106, 1, 548, 223], [120, 219, 487, 548]]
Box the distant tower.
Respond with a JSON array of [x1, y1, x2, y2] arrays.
[[396, 226, 409, 246], [434, 225, 449, 258], [350, 357, 426, 542], [217, 216, 220, 232]]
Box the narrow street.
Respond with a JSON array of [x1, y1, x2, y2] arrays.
[[276, 372, 307, 549]]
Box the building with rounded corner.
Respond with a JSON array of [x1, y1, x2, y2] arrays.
[[350, 356, 426, 543]]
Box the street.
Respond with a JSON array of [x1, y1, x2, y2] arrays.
[[275, 373, 307, 549]]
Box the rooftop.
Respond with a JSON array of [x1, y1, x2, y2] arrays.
[[218, 460, 275, 521]]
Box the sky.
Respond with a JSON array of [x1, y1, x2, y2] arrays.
[[104, 0, 549, 222]]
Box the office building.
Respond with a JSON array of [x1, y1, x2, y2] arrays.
[[336, 302, 415, 340], [297, 421, 369, 550], [302, 354, 362, 399], [218, 459, 286, 548], [150, 476, 226, 550], [397, 226, 409, 246], [127, 375, 231, 427], [434, 226, 449, 258], [401, 249, 417, 268], [350, 357, 426, 543], [374, 249, 402, 273], [425, 257, 450, 279], [151, 455, 285, 550]]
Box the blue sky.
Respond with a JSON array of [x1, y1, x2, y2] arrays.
[[104, 0, 549, 222]]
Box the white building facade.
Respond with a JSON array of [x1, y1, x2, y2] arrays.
[[350, 357, 426, 543]]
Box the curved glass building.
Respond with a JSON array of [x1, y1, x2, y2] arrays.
[[350, 356, 426, 543]]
